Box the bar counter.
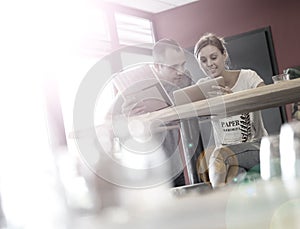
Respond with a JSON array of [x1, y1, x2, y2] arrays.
[[132, 78, 300, 124]]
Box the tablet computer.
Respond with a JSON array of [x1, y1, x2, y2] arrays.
[[121, 78, 174, 113], [173, 76, 225, 105], [113, 64, 174, 114]]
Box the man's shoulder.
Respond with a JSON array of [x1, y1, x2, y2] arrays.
[[113, 64, 156, 93]]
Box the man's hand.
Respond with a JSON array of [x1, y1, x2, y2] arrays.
[[121, 96, 147, 116]]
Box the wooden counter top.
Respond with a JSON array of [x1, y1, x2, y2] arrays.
[[70, 78, 300, 139], [132, 78, 300, 124]]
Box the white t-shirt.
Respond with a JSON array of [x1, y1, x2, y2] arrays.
[[212, 69, 268, 146]]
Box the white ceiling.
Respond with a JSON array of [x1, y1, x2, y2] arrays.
[[103, 0, 199, 13]]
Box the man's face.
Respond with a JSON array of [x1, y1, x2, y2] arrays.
[[156, 47, 188, 87]]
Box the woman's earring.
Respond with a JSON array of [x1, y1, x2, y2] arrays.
[[225, 58, 231, 70]]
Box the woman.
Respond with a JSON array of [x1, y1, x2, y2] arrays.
[[194, 33, 268, 187]]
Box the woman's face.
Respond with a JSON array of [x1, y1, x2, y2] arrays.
[[197, 45, 227, 78]]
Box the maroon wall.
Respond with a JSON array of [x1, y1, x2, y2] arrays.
[[152, 0, 300, 72]]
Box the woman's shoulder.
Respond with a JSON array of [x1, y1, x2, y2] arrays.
[[240, 69, 259, 76], [239, 69, 263, 88]]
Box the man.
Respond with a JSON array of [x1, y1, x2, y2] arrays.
[[152, 39, 193, 187], [69, 39, 196, 212], [110, 39, 194, 187]]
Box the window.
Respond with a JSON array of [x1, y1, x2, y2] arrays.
[[115, 12, 155, 46]]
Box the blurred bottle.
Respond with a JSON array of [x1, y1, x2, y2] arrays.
[[260, 135, 281, 180], [279, 121, 300, 180]]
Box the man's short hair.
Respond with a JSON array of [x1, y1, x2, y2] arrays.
[[152, 39, 183, 64]]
